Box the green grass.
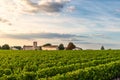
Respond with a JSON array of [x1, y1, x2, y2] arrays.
[[0, 50, 119, 80]]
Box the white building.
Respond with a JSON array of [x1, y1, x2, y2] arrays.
[[23, 42, 40, 50], [11, 47, 19, 50], [73, 47, 82, 50], [42, 45, 58, 50], [23, 46, 34, 50]]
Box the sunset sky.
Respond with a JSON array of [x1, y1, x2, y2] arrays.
[[0, 0, 120, 49]]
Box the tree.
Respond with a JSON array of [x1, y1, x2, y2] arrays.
[[0, 46, 1, 49], [101, 46, 105, 50], [13, 46, 22, 50], [43, 43, 52, 47], [66, 42, 76, 50], [2, 44, 10, 50], [58, 44, 65, 50]]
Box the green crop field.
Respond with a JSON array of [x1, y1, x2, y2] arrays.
[[0, 50, 120, 80]]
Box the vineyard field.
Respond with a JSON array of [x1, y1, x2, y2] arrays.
[[0, 50, 120, 80]]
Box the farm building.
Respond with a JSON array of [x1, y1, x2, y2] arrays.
[[23, 41, 41, 50]]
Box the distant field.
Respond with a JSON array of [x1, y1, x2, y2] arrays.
[[0, 50, 120, 80]]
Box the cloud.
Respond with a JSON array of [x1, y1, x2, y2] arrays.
[[115, 9, 120, 13], [0, 18, 9, 23], [37, 0, 70, 13], [3, 32, 90, 40], [0, 0, 18, 25], [90, 33, 111, 39], [66, 6, 76, 12], [13, 0, 71, 13], [0, 18, 12, 25], [0, 0, 72, 26], [0, 0, 72, 25]]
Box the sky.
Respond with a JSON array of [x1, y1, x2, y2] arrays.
[[0, 0, 120, 49]]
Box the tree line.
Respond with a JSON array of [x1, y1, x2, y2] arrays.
[[0, 42, 105, 50], [0, 42, 78, 50]]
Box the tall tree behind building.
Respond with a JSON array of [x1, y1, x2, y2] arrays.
[[66, 42, 76, 50]]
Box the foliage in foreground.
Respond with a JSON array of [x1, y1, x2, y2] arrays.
[[0, 50, 119, 80]]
